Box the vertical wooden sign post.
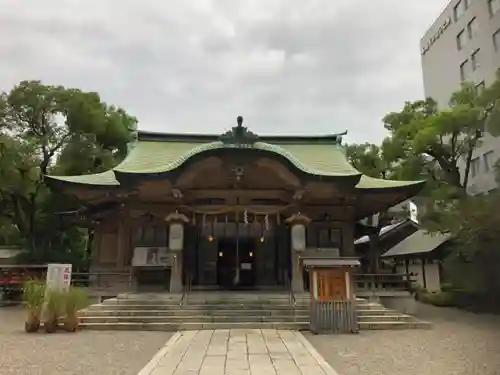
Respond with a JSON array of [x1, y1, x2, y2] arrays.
[[303, 257, 360, 334]]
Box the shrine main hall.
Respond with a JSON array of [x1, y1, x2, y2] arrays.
[[47, 117, 424, 294]]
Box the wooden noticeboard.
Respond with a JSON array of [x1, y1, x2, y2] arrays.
[[310, 267, 353, 301]]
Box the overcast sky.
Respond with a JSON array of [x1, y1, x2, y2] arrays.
[[0, 0, 449, 144]]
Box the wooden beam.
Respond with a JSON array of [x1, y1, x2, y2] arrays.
[[184, 189, 294, 199]]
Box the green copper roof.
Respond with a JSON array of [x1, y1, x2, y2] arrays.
[[355, 175, 426, 190], [47, 170, 119, 186], [45, 128, 423, 193], [112, 140, 360, 177]]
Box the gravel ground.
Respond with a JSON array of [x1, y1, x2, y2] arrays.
[[305, 302, 500, 375], [0, 306, 171, 375]]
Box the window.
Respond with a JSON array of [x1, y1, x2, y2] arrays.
[[460, 60, 470, 81], [306, 224, 342, 249], [470, 157, 480, 177], [457, 30, 467, 50], [489, 0, 500, 16], [454, 0, 466, 20], [494, 29, 500, 51], [483, 151, 494, 172], [471, 49, 480, 70], [467, 17, 479, 39], [476, 81, 486, 93], [133, 225, 168, 246]]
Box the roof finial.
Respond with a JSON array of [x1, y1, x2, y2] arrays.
[[220, 115, 258, 146]]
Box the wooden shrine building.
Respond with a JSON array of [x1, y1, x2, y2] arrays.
[[46, 117, 425, 294]]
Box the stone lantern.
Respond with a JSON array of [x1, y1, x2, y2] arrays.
[[285, 213, 311, 292], [165, 211, 189, 293]]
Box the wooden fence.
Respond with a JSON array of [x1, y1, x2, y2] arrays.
[[310, 300, 359, 334]]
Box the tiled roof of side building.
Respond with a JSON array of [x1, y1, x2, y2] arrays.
[[381, 230, 451, 258]]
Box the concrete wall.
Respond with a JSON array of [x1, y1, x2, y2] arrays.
[[421, 0, 500, 194]]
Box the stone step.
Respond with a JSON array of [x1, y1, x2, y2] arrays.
[[80, 315, 309, 324], [90, 304, 308, 310], [355, 303, 387, 310], [80, 309, 306, 317], [356, 309, 401, 316], [358, 315, 416, 322], [359, 321, 432, 330], [80, 321, 309, 331], [79, 295, 430, 332], [183, 299, 300, 306]]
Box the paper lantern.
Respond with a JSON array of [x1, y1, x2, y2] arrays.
[[291, 223, 306, 251], [285, 213, 311, 252], [169, 222, 184, 251], [165, 212, 189, 252]]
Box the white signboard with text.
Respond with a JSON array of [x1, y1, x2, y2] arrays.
[[45, 263, 72, 292], [132, 247, 170, 267]]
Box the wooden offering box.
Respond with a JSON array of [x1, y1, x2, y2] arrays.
[[302, 257, 360, 334]]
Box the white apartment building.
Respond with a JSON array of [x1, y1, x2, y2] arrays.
[[421, 0, 500, 194]]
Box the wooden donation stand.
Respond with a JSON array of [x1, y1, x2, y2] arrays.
[[303, 257, 360, 334]]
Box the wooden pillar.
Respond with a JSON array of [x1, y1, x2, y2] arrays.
[[421, 256, 427, 289], [341, 222, 355, 257], [91, 229, 102, 267], [368, 233, 380, 273], [116, 219, 127, 269]]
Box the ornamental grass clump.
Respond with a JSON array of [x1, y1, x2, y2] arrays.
[[22, 280, 46, 333], [43, 289, 65, 333], [63, 287, 88, 332]]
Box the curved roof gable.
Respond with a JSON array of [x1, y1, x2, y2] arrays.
[[45, 117, 424, 194], [112, 140, 360, 177]]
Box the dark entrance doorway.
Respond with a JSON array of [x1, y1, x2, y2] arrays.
[[217, 239, 255, 289]]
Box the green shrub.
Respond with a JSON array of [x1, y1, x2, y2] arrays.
[[440, 282, 455, 292], [420, 291, 455, 307]]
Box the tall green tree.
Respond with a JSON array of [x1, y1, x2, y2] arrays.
[[383, 79, 498, 195], [379, 72, 500, 297], [345, 141, 410, 272], [0, 80, 137, 262], [382, 73, 500, 229]]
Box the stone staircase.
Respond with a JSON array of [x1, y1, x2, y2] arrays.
[[356, 299, 431, 330], [78, 292, 431, 331], [79, 292, 310, 331]]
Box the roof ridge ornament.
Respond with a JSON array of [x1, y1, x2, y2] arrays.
[[219, 116, 259, 147]]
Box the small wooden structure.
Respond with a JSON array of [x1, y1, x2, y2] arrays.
[[382, 230, 451, 292], [304, 257, 360, 334]]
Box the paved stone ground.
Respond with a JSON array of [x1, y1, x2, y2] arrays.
[[0, 306, 171, 375], [138, 329, 336, 375], [306, 302, 500, 375]]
